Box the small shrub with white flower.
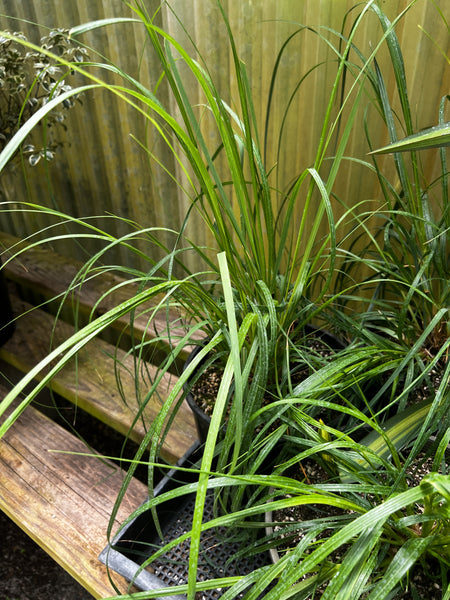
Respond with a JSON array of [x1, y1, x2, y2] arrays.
[[0, 28, 87, 166]]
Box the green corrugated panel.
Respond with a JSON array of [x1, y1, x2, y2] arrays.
[[0, 1, 447, 274]]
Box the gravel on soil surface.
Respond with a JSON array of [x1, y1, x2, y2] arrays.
[[0, 510, 93, 600]]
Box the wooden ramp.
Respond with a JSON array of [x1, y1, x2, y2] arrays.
[[0, 230, 203, 368], [0, 395, 147, 598], [0, 232, 199, 598]]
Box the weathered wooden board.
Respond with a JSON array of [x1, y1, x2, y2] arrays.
[[0, 233, 203, 596], [0, 394, 148, 599], [0, 231, 203, 361], [0, 295, 198, 464]]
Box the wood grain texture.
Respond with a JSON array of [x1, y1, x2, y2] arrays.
[[0, 394, 148, 599], [0, 231, 203, 363], [0, 295, 198, 464], [1, 1, 447, 283], [0, 237, 200, 596]]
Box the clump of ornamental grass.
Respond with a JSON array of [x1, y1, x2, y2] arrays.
[[0, 2, 448, 599]]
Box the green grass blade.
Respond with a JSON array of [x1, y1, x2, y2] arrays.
[[340, 398, 433, 482], [0, 83, 98, 173], [371, 122, 450, 154], [69, 17, 141, 37], [367, 537, 434, 600], [187, 252, 243, 600]]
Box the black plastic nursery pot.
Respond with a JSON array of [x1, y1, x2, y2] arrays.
[[184, 325, 346, 444], [99, 442, 271, 600]]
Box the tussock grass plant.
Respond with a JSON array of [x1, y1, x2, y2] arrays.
[[0, 1, 448, 599], [332, 3, 449, 424], [347, 7, 449, 346], [0, 1, 384, 452]]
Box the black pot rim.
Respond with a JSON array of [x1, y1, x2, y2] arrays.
[[183, 324, 346, 443]]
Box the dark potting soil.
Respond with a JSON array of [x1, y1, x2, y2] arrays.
[[190, 364, 222, 417], [270, 454, 445, 600]]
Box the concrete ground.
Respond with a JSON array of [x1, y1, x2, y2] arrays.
[[0, 510, 93, 600]]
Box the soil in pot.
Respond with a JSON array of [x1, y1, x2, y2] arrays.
[[266, 451, 446, 600], [185, 325, 346, 443]]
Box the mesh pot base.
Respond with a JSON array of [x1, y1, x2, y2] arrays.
[[99, 444, 270, 599]]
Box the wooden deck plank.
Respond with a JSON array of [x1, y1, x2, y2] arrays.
[[0, 295, 198, 464], [0, 234, 203, 596], [0, 230, 203, 361], [0, 394, 148, 599]]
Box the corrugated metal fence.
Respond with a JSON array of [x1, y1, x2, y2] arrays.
[[0, 0, 448, 275]]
